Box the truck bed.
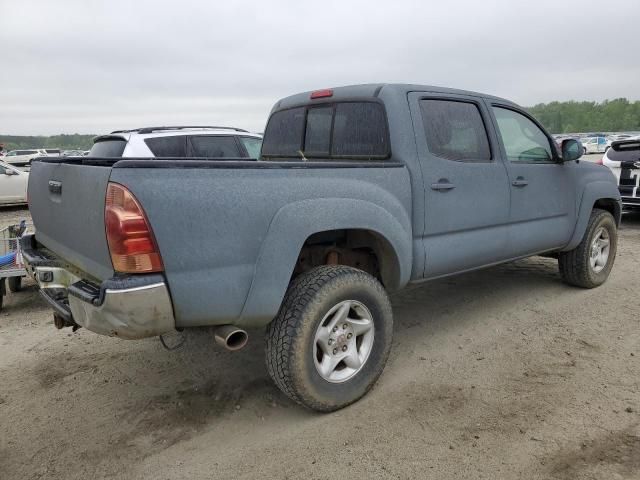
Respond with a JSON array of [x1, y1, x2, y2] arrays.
[[28, 157, 413, 328]]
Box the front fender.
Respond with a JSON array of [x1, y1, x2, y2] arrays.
[[563, 180, 621, 251], [237, 197, 412, 327]]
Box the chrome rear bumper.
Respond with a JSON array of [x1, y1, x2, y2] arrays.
[[21, 235, 175, 339]]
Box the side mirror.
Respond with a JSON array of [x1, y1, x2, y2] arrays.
[[3, 169, 16, 176], [561, 138, 582, 162]]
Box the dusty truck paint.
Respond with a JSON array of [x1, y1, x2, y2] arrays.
[[23, 84, 622, 411]]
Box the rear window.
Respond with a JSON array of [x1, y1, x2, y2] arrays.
[[608, 141, 640, 162], [188, 136, 240, 157], [89, 139, 127, 157], [144, 136, 187, 157], [261, 101, 389, 159]]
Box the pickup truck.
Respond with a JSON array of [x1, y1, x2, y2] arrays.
[[23, 84, 621, 412]]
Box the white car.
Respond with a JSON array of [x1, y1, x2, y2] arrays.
[[88, 126, 263, 159], [580, 136, 610, 154], [0, 161, 28, 205], [4, 149, 48, 166], [602, 139, 640, 211]]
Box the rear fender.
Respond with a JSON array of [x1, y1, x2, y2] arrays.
[[237, 198, 412, 327]]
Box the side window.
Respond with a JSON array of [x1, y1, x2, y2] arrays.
[[239, 137, 262, 158], [419, 99, 491, 162], [144, 136, 187, 157], [188, 136, 240, 158], [492, 107, 553, 163], [7, 151, 15, 156], [0, 165, 6, 174]]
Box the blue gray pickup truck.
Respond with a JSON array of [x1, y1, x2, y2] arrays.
[[23, 84, 621, 411]]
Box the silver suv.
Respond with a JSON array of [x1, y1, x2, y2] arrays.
[[88, 126, 263, 159]]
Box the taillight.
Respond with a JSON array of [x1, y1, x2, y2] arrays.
[[105, 182, 163, 273], [597, 157, 604, 165]]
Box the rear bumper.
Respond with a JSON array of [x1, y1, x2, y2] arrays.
[[21, 235, 175, 339]]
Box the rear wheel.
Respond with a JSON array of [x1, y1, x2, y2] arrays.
[[558, 209, 617, 288], [265, 265, 393, 412]]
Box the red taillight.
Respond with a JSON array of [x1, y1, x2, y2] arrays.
[[310, 89, 333, 99], [596, 157, 604, 165], [105, 183, 163, 273]]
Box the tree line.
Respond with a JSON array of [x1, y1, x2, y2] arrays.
[[527, 98, 640, 134], [0, 134, 95, 151]]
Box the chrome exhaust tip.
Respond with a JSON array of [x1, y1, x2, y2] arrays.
[[214, 325, 248, 351]]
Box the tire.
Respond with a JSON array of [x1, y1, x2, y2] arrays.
[[265, 265, 393, 412], [583, 147, 587, 155], [8, 276, 21, 293], [558, 208, 617, 288]]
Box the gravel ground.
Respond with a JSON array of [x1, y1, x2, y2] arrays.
[[1, 172, 638, 480]]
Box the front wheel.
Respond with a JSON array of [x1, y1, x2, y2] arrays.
[[265, 265, 393, 412], [558, 209, 617, 288]]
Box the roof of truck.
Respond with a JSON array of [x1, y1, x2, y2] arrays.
[[273, 83, 518, 111]]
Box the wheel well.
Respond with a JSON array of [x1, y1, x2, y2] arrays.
[[594, 198, 621, 226], [293, 229, 401, 290]]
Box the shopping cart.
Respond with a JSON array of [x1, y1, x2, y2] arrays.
[[0, 220, 30, 312]]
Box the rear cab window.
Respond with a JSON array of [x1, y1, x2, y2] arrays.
[[261, 101, 390, 160]]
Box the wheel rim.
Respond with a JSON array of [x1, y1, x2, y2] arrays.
[[313, 300, 375, 383], [589, 227, 610, 273]]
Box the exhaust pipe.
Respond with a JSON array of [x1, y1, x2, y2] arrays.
[[214, 325, 248, 351]]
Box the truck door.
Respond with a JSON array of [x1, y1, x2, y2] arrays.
[[487, 104, 576, 256], [408, 93, 511, 278]]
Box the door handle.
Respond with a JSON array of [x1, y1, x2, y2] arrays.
[[512, 177, 528, 187], [431, 180, 456, 191]]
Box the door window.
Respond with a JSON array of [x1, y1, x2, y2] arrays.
[[419, 99, 491, 162], [492, 107, 554, 163]]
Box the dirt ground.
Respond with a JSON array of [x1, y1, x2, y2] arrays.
[[1, 201, 638, 479]]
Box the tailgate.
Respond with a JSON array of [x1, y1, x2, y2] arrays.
[[28, 160, 114, 280]]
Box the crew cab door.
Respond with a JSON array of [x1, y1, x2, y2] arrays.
[[488, 104, 575, 256], [408, 93, 511, 278]]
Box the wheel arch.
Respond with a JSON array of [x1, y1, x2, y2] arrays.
[[237, 198, 412, 327], [563, 181, 621, 252]]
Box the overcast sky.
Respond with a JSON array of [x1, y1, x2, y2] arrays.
[[1, 0, 639, 135]]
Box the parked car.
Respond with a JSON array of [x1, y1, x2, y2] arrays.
[[0, 161, 28, 205], [581, 136, 610, 154], [22, 84, 621, 412], [4, 149, 47, 166], [87, 126, 263, 159], [602, 139, 640, 211], [62, 149, 86, 157]]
